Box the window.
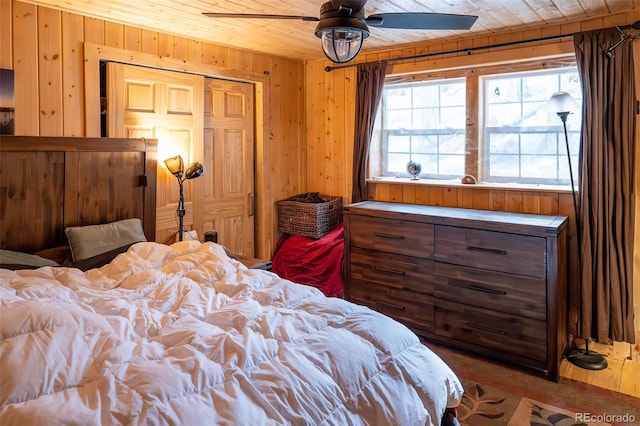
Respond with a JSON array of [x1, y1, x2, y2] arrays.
[[484, 69, 582, 185], [371, 65, 582, 187], [379, 79, 466, 179]]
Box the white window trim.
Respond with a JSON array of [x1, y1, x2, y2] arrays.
[[370, 48, 581, 190]]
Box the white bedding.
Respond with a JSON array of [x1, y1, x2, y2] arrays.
[[0, 241, 462, 425]]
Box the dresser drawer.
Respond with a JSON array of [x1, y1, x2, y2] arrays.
[[349, 247, 434, 295], [349, 215, 434, 259], [435, 300, 546, 362], [434, 263, 546, 321], [349, 281, 434, 334], [434, 225, 546, 278]]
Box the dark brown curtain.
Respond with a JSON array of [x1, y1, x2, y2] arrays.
[[573, 29, 636, 343], [352, 61, 387, 203]]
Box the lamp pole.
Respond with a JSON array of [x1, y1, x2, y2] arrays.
[[549, 92, 607, 371], [557, 111, 580, 249], [177, 177, 186, 242], [164, 155, 205, 243]]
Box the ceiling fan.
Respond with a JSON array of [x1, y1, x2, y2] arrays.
[[203, 0, 478, 64]]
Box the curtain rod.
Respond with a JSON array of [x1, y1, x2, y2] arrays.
[[324, 33, 573, 72], [324, 20, 640, 72]]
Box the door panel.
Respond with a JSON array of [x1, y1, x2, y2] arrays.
[[203, 79, 255, 256], [107, 62, 204, 243], [107, 64, 254, 252]]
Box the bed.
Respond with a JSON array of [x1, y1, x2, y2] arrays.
[[0, 136, 463, 425]]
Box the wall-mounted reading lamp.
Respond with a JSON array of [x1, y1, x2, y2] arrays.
[[603, 20, 640, 59], [164, 155, 205, 242]]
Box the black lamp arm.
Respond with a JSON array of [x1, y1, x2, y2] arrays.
[[167, 158, 205, 242], [175, 176, 186, 241]]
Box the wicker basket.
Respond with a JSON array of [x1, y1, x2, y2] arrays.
[[276, 193, 343, 239]]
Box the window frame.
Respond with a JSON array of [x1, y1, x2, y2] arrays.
[[370, 57, 582, 189], [379, 78, 467, 180], [481, 67, 582, 185]]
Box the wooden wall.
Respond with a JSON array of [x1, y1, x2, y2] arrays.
[[304, 9, 640, 347], [305, 9, 640, 201], [1, 0, 306, 259], [1, 0, 638, 347]]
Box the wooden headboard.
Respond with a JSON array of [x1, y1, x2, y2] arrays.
[[0, 136, 157, 253]]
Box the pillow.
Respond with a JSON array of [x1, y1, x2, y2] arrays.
[[71, 243, 136, 271], [0, 249, 61, 269], [35, 245, 72, 265], [65, 218, 147, 262]]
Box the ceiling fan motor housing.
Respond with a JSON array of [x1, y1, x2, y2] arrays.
[[315, 1, 370, 37], [315, 1, 370, 63], [203, 0, 477, 64], [330, 0, 368, 13]]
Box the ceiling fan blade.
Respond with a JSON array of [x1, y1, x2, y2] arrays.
[[366, 13, 477, 30], [202, 12, 319, 22]]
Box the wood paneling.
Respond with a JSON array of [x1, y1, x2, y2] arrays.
[[303, 10, 640, 350], [62, 11, 85, 136], [5, 0, 305, 260], [17, 0, 639, 62], [0, 136, 157, 252], [13, 1, 39, 136], [37, 7, 63, 136], [64, 151, 146, 227], [0, 151, 64, 251], [0, 0, 12, 69], [3, 1, 639, 352]]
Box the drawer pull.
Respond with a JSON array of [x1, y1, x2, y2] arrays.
[[374, 266, 406, 276], [467, 322, 507, 335], [466, 245, 507, 255], [374, 232, 405, 240], [375, 300, 406, 311], [404, 287, 432, 296], [468, 285, 507, 296]]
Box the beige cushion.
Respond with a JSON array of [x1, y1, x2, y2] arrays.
[[65, 218, 147, 262]]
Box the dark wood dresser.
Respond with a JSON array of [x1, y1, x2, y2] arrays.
[[343, 201, 568, 381]]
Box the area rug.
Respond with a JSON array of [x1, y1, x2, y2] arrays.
[[456, 377, 611, 425], [423, 341, 640, 426]]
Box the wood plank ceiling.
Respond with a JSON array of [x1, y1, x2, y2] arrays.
[[20, 0, 638, 62]]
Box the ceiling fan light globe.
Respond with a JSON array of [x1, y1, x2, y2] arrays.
[[318, 28, 365, 63]]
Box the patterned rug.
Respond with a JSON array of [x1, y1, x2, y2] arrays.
[[456, 378, 611, 426]]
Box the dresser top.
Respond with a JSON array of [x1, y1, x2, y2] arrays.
[[344, 201, 568, 235]]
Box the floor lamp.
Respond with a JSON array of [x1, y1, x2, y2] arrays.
[[164, 155, 205, 242], [547, 92, 608, 371]]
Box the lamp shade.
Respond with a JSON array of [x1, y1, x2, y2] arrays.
[[546, 92, 580, 114], [164, 155, 184, 177], [185, 162, 205, 180]]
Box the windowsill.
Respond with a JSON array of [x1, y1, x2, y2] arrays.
[[367, 176, 574, 193]]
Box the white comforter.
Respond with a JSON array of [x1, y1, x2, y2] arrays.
[[0, 241, 462, 425]]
